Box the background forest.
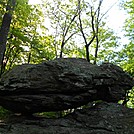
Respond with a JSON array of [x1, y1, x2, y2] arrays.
[[0, 0, 133, 117]]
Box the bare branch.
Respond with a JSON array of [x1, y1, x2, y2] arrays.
[[60, 4, 79, 58], [90, 6, 95, 37], [64, 31, 79, 45], [78, 0, 88, 45], [64, 11, 78, 38], [99, 1, 118, 24]]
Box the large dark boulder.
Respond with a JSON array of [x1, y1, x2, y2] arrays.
[[0, 58, 133, 114], [0, 102, 134, 134]]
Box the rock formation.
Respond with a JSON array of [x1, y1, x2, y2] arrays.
[[0, 102, 134, 134], [0, 58, 133, 114], [0, 58, 134, 134]]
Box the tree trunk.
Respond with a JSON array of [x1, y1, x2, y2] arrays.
[[0, 0, 16, 75], [60, 41, 64, 58], [85, 45, 90, 62], [94, 33, 99, 64]]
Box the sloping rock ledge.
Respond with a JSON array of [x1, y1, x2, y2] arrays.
[[0, 102, 134, 134]]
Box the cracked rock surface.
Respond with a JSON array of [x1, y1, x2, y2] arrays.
[[0, 102, 134, 134], [0, 58, 133, 114]]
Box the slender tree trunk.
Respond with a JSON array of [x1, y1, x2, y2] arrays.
[[60, 41, 65, 58], [0, 0, 16, 75], [85, 45, 90, 62], [94, 0, 102, 64], [94, 25, 99, 64], [78, 0, 96, 63], [28, 52, 31, 64], [94, 34, 99, 64]]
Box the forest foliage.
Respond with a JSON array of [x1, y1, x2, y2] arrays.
[[0, 0, 134, 115]]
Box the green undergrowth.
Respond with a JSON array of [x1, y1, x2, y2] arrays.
[[0, 106, 12, 120]]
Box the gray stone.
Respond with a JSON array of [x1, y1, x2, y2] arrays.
[[0, 102, 134, 134], [0, 58, 133, 114]]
